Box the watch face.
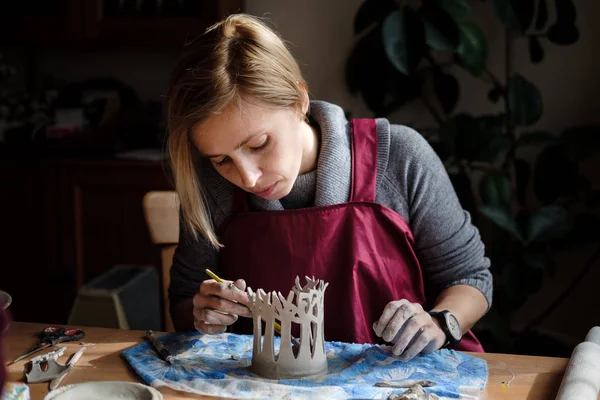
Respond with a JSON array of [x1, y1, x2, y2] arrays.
[[445, 313, 462, 340]]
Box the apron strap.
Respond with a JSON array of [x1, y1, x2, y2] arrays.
[[350, 119, 378, 203]]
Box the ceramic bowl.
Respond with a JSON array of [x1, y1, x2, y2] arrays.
[[44, 381, 163, 400], [0, 290, 12, 310]]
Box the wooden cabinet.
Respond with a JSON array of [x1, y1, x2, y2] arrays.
[[0, 157, 172, 325], [1, 0, 244, 47], [0, 158, 65, 324]]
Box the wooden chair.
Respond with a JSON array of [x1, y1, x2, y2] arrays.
[[143, 191, 180, 332]]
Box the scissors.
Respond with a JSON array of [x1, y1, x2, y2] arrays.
[[7, 326, 85, 365]]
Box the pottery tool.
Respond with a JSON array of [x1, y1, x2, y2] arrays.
[[145, 330, 174, 365], [49, 347, 86, 390], [8, 326, 85, 365], [205, 269, 300, 349], [25, 347, 69, 384]]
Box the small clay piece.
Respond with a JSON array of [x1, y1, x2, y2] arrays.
[[375, 380, 436, 388], [387, 384, 440, 400], [246, 276, 329, 379], [26, 347, 69, 383]]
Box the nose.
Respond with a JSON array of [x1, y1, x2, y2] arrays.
[[237, 159, 261, 189]]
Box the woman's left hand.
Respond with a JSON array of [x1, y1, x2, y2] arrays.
[[372, 299, 447, 361]]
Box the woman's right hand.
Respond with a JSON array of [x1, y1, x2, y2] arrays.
[[193, 278, 251, 334]]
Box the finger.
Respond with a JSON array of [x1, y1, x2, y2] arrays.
[[381, 303, 415, 343], [391, 314, 427, 355], [397, 326, 432, 362], [202, 280, 250, 306], [205, 295, 252, 317], [194, 320, 227, 334], [194, 307, 238, 325], [234, 279, 246, 291], [373, 300, 408, 337]]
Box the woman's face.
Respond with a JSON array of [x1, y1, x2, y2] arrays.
[[192, 97, 318, 200]]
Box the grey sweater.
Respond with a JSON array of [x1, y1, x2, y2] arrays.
[[169, 100, 493, 313]]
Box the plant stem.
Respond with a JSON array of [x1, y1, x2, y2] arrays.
[[522, 242, 600, 334]]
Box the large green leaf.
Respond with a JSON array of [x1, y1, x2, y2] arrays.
[[353, 0, 398, 34], [535, 0, 549, 30], [547, 1, 578, 45], [346, 23, 422, 115], [422, 3, 460, 51], [490, 0, 535, 34], [480, 171, 512, 210], [528, 36, 544, 64], [382, 9, 426, 75], [488, 87, 501, 103], [527, 205, 573, 243], [479, 204, 524, 241], [508, 74, 543, 126], [514, 158, 530, 206], [554, 0, 576, 24], [456, 22, 487, 76], [382, 10, 409, 74]]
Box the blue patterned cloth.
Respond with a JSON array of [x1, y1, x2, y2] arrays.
[[122, 332, 487, 399]]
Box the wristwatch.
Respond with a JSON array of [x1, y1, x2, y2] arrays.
[[428, 310, 462, 346]]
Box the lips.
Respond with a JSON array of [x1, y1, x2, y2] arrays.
[[254, 183, 276, 198]]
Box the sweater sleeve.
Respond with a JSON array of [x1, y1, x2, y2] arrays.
[[168, 214, 220, 313], [385, 125, 493, 310]]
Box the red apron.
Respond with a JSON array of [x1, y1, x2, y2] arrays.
[[219, 119, 483, 352]]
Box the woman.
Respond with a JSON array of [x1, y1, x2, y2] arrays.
[[166, 13, 492, 361]]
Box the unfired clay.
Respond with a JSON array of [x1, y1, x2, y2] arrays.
[[43, 381, 163, 400], [26, 347, 69, 383], [246, 276, 329, 379]]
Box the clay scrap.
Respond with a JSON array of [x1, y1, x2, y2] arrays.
[[387, 384, 440, 400]]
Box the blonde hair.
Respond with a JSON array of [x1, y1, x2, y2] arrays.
[[166, 13, 308, 248]]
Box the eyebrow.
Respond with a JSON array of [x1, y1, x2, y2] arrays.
[[201, 131, 266, 158]]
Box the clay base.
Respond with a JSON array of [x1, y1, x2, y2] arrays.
[[251, 360, 328, 380]]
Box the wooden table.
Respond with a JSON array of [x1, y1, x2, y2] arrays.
[[4, 322, 572, 399]]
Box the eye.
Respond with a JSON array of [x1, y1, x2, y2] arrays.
[[213, 156, 231, 167], [249, 137, 269, 151]]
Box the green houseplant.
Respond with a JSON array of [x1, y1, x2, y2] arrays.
[[346, 0, 600, 355]]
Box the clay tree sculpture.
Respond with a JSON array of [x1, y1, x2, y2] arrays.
[[246, 276, 329, 379]]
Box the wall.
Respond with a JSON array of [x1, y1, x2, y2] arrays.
[[12, 0, 600, 344]]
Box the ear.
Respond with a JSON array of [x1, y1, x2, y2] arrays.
[[298, 81, 310, 116]]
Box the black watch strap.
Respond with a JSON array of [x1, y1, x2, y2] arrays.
[[428, 310, 461, 346]]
